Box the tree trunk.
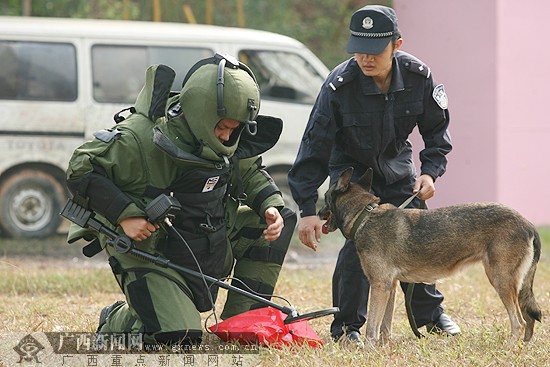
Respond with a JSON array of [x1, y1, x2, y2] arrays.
[[22, 0, 32, 16], [123, 0, 130, 20], [236, 0, 245, 27], [153, 0, 161, 21], [205, 0, 213, 25]]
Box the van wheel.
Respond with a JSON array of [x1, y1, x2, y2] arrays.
[[0, 170, 66, 238]]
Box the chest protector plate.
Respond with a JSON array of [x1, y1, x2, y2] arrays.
[[148, 164, 230, 312]]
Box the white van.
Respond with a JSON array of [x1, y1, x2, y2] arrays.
[[0, 16, 329, 238]]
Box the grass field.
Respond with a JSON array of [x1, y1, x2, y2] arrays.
[[1, 228, 550, 366]]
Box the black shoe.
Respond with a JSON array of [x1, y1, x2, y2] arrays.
[[336, 331, 364, 348], [98, 300, 126, 332], [426, 313, 461, 336]]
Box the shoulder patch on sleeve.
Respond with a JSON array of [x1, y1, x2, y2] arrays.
[[93, 128, 122, 143], [432, 84, 448, 110], [405, 60, 431, 78], [327, 70, 355, 92]]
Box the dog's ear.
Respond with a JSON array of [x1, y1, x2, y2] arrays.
[[358, 168, 373, 192], [336, 167, 354, 191]]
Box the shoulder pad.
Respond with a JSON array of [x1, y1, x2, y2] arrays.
[[93, 128, 122, 143], [327, 70, 355, 92], [404, 60, 431, 78]]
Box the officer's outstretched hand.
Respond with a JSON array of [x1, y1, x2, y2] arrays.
[[298, 215, 320, 252], [263, 207, 284, 242], [120, 217, 159, 241]]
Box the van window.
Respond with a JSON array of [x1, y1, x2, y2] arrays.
[[239, 50, 324, 104], [0, 41, 77, 101], [91, 45, 213, 103]]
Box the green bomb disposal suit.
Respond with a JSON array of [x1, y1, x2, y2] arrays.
[[66, 62, 296, 345]]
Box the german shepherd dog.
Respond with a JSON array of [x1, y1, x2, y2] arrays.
[[318, 167, 541, 343]]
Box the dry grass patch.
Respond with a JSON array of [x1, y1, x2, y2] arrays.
[[1, 228, 550, 366]]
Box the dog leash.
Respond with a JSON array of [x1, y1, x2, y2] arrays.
[[399, 191, 426, 338], [398, 191, 426, 209], [405, 283, 423, 338]]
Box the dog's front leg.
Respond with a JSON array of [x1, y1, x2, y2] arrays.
[[366, 281, 393, 342], [379, 280, 398, 342]]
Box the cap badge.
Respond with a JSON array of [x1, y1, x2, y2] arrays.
[[362, 17, 374, 30]]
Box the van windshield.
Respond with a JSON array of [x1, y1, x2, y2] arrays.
[[90, 46, 325, 105], [92, 45, 213, 104], [239, 50, 325, 104]]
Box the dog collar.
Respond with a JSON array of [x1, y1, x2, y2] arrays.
[[349, 203, 378, 239]]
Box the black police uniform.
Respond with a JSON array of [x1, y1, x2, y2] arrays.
[[288, 50, 452, 339]]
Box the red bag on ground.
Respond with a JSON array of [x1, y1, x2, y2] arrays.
[[208, 306, 323, 348]]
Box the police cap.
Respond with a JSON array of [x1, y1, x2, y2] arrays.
[[347, 5, 399, 55]]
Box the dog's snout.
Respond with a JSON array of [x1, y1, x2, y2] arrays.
[[318, 205, 330, 220]]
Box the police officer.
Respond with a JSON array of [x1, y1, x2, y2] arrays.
[[288, 5, 459, 344], [66, 55, 296, 347]]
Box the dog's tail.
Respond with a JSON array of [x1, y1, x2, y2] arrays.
[[519, 229, 542, 342]]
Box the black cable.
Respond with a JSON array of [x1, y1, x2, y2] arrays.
[[162, 218, 219, 332], [163, 217, 293, 334], [215, 276, 293, 307]]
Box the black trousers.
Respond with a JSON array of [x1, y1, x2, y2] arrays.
[[328, 171, 445, 339]]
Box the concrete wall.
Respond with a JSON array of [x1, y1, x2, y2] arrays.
[[394, 0, 550, 225]]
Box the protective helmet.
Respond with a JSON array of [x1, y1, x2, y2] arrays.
[[179, 54, 260, 160]]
